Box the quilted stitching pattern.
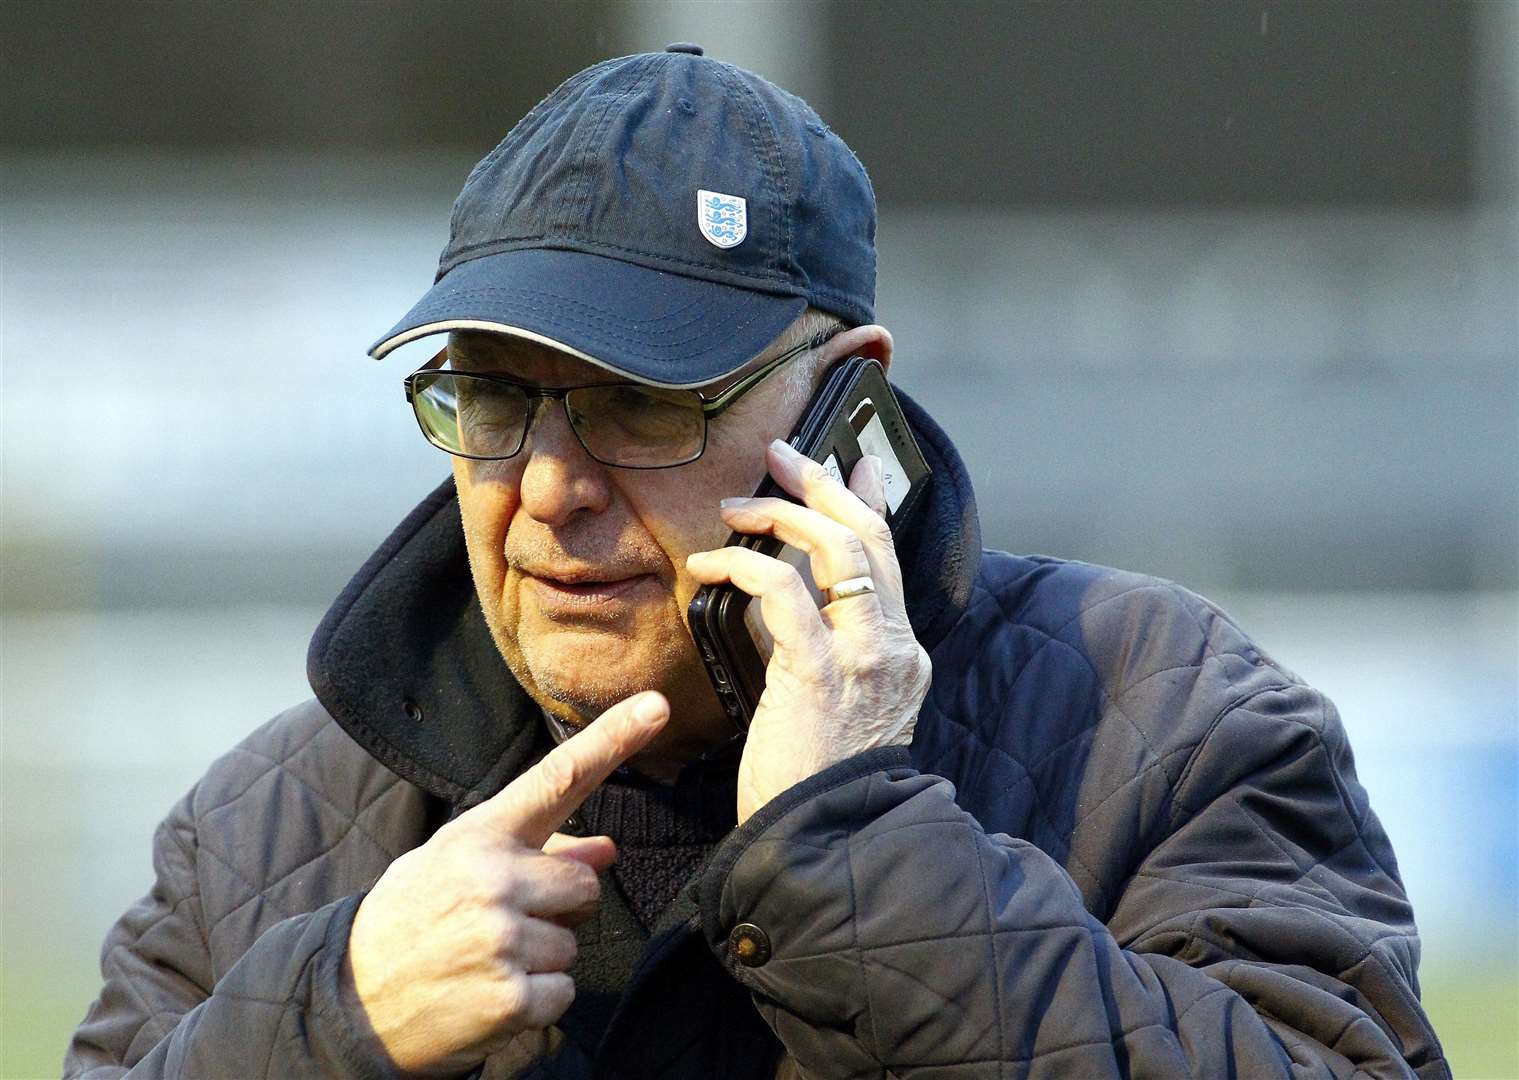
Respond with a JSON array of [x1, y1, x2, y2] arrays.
[[708, 555, 1446, 1078], [65, 700, 435, 1078], [912, 556, 1273, 918], [193, 703, 422, 979], [66, 554, 1445, 1079]]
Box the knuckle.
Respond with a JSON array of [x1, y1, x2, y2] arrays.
[[906, 645, 934, 696], [491, 974, 530, 1020], [888, 640, 923, 670], [862, 514, 892, 546], [494, 860, 524, 903], [493, 912, 524, 956], [764, 558, 805, 593], [846, 642, 884, 675], [801, 459, 840, 490], [426, 819, 465, 851], [550, 927, 579, 968], [569, 862, 601, 903], [537, 854, 599, 910], [535, 749, 581, 805]]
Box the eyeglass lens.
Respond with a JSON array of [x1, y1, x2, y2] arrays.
[[412, 373, 707, 467]]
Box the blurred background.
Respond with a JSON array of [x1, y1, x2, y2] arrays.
[[2, 1, 1514, 1076]]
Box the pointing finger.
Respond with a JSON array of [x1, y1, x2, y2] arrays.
[[480, 691, 668, 847]]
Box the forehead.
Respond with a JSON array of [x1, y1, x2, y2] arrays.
[[446, 330, 758, 392], [447, 331, 609, 384]]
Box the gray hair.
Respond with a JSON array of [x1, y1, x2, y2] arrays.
[[768, 307, 847, 413]]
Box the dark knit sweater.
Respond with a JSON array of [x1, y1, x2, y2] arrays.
[[578, 759, 740, 932], [550, 750, 749, 1057]]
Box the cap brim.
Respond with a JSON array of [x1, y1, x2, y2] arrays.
[[368, 248, 808, 388]]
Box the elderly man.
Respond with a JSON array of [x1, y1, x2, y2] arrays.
[[67, 46, 1446, 1079]]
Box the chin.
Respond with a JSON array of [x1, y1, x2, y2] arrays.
[[519, 625, 692, 722]]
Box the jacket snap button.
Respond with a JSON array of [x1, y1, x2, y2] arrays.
[[728, 923, 771, 967]]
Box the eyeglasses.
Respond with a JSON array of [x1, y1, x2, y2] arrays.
[[404, 333, 833, 469]]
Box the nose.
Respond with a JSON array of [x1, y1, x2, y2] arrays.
[[516, 396, 613, 525]]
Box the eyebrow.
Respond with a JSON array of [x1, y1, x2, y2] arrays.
[[446, 335, 532, 369]]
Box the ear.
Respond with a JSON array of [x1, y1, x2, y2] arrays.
[[820, 324, 894, 375]]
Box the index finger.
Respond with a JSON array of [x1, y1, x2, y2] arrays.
[[479, 691, 668, 847]]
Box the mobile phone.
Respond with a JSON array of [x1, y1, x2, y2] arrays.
[[687, 357, 931, 730]]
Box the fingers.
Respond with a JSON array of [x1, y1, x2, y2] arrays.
[[767, 444, 898, 575], [500, 914, 579, 974], [719, 441, 906, 616], [514, 972, 576, 1030], [686, 545, 837, 653], [543, 832, 617, 873], [717, 496, 873, 600], [500, 849, 604, 916], [536, 836, 611, 927], [478, 692, 668, 847], [848, 454, 889, 518]]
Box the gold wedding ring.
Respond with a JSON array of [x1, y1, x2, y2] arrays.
[[825, 575, 876, 603]]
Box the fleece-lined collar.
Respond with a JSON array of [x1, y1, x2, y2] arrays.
[[306, 389, 982, 807]]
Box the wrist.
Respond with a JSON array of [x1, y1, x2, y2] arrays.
[[309, 893, 423, 1080]]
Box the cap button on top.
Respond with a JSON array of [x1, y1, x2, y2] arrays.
[[728, 922, 771, 967], [665, 42, 704, 55]]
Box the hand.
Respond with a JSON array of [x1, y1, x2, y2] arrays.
[[342, 691, 669, 1076], [686, 440, 931, 823]]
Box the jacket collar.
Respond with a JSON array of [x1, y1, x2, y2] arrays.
[[307, 389, 981, 806]]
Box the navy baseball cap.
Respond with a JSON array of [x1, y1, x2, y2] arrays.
[[368, 44, 876, 388]]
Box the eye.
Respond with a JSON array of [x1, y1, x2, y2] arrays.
[[565, 384, 706, 465], [457, 381, 520, 417], [597, 386, 700, 438], [452, 379, 528, 455]]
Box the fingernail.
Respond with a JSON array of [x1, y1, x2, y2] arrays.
[[770, 438, 797, 456], [719, 497, 745, 509]]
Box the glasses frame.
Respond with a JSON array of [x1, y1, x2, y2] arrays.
[[403, 330, 837, 469]]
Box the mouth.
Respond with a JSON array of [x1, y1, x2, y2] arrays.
[[521, 566, 660, 612]]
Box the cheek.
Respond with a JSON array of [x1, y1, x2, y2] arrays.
[[454, 459, 519, 591], [634, 452, 773, 609]]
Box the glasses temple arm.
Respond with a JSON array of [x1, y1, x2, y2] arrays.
[[702, 329, 841, 418]]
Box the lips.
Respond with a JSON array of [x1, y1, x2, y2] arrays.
[[525, 564, 647, 586], [521, 565, 660, 613]]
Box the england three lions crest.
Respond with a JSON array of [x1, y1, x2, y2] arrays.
[[697, 190, 747, 249]]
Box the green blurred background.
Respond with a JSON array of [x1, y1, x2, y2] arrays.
[[3, 2, 1515, 1076]]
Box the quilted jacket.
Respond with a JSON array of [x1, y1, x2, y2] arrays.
[[66, 392, 1448, 1078]]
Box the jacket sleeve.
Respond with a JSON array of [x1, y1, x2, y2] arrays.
[[64, 786, 398, 1080], [697, 686, 1448, 1079]]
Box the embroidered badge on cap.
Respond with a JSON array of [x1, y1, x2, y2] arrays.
[[697, 190, 747, 249]]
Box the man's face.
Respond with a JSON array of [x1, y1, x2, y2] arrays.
[[448, 331, 810, 759]]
